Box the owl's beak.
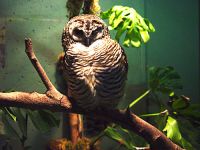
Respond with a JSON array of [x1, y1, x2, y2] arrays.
[[85, 38, 91, 47]]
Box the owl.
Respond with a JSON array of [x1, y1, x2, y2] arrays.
[[61, 14, 128, 136]]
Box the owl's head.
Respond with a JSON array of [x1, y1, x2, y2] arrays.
[[62, 14, 110, 48]]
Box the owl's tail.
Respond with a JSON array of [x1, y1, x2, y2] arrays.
[[84, 115, 109, 137]]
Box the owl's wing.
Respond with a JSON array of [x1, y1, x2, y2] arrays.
[[121, 46, 128, 75]]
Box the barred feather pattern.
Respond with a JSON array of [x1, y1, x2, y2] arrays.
[[63, 39, 127, 110], [61, 15, 128, 135]]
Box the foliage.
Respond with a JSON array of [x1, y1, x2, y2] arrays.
[[101, 5, 155, 47], [104, 126, 147, 150], [148, 66, 182, 94], [0, 107, 60, 149], [102, 66, 199, 150], [163, 116, 192, 149]]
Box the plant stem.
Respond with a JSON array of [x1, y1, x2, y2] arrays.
[[139, 110, 168, 118], [129, 90, 151, 108]]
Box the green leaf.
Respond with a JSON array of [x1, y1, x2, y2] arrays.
[[14, 108, 28, 137], [163, 116, 193, 149], [105, 126, 134, 149], [169, 91, 175, 97], [108, 11, 116, 26], [154, 113, 168, 130], [100, 10, 111, 19], [101, 5, 155, 48], [144, 18, 156, 32], [105, 126, 124, 143], [117, 126, 147, 148], [115, 19, 131, 41], [112, 13, 123, 29], [148, 66, 182, 95], [128, 28, 141, 48], [178, 104, 200, 119], [123, 35, 130, 47], [1, 113, 20, 139], [178, 119, 200, 148], [139, 30, 150, 43], [136, 14, 149, 31], [27, 110, 59, 133], [172, 98, 188, 110], [1, 107, 16, 121]]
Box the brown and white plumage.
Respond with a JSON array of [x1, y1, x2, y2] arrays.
[[61, 14, 128, 135]]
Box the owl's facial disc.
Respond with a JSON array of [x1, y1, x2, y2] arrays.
[[69, 19, 104, 47]]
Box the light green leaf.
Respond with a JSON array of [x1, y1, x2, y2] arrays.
[[100, 10, 111, 19], [139, 30, 150, 43], [136, 14, 149, 30], [112, 12, 123, 29], [144, 18, 156, 32], [115, 19, 131, 41], [108, 11, 116, 26], [101, 5, 155, 48], [169, 92, 175, 97], [130, 39, 140, 48], [128, 28, 141, 47], [123, 33, 130, 47], [163, 116, 193, 149], [1, 107, 16, 121]]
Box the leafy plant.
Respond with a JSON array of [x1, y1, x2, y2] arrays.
[[163, 116, 192, 149], [100, 66, 198, 150], [1, 108, 60, 149], [148, 66, 182, 95], [101, 5, 155, 47], [104, 126, 148, 150]]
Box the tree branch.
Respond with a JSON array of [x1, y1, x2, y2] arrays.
[[0, 38, 183, 150], [83, 0, 101, 15]]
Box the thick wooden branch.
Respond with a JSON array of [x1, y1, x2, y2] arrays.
[[0, 91, 69, 111], [0, 38, 183, 150], [0, 91, 182, 150], [94, 109, 182, 150]]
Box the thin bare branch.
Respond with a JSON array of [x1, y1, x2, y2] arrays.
[[25, 38, 55, 91]]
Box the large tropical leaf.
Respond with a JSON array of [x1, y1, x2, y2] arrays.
[[148, 66, 182, 95], [101, 5, 155, 48]]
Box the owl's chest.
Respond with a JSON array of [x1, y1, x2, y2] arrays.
[[72, 60, 106, 91]]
